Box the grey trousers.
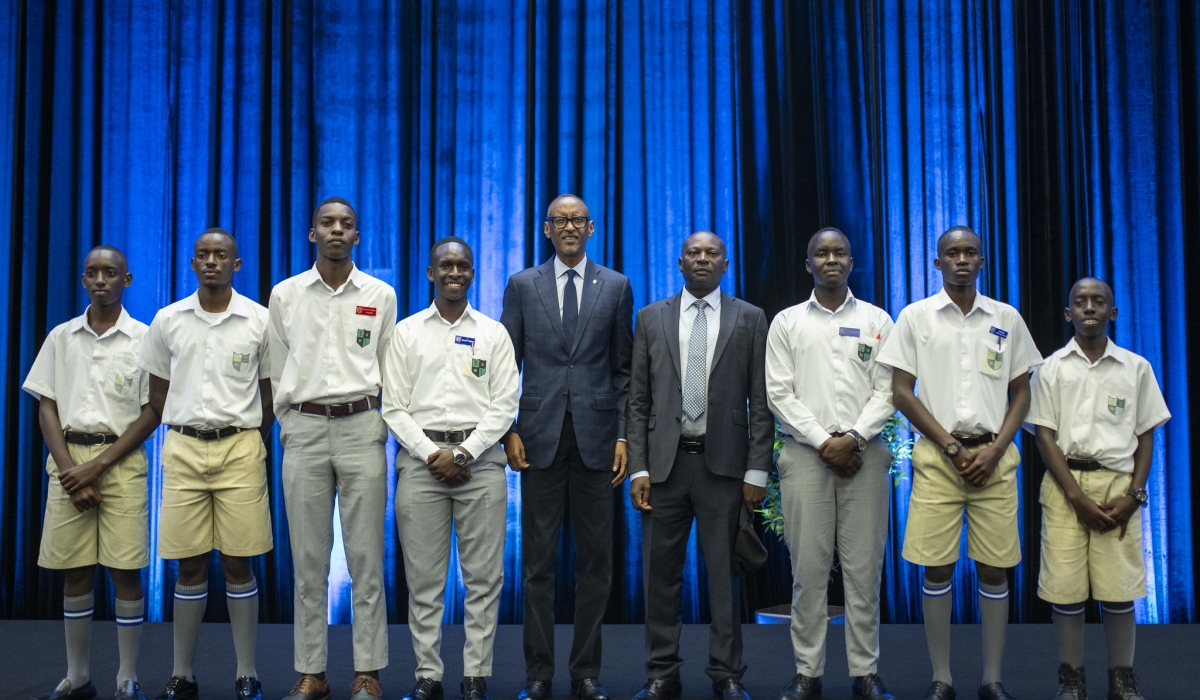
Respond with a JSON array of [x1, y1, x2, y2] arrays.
[[778, 438, 891, 677], [280, 408, 389, 673], [395, 442, 508, 681]]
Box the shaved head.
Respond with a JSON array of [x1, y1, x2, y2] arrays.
[[85, 245, 128, 272], [936, 225, 981, 255], [807, 227, 851, 259], [682, 230, 725, 256], [1069, 276, 1113, 304], [546, 193, 588, 218]]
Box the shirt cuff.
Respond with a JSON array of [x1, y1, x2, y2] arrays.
[[408, 437, 442, 462], [802, 427, 834, 449], [617, 438, 627, 443], [742, 469, 769, 487], [629, 470, 650, 482]]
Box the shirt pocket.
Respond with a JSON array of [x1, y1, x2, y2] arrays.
[[105, 359, 141, 400], [848, 335, 878, 374], [977, 333, 1005, 380], [462, 338, 493, 382], [1099, 377, 1136, 427], [349, 317, 382, 353], [222, 342, 260, 380]]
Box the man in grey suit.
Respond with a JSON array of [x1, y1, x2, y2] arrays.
[[500, 194, 634, 700], [627, 231, 773, 700]]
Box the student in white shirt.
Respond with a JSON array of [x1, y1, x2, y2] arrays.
[[268, 198, 397, 700], [1027, 278, 1170, 700], [139, 229, 273, 700], [382, 236, 519, 700], [24, 246, 160, 700], [876, 227, 1042, 700], [765, 229, 896, 700]]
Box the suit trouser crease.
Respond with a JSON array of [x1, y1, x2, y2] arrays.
[[521, 413, 614, 680], [281, 409, 389, 673], [643, 449, 745, 682], [396, 444, 507, 681], [779, 439, 891, 677]]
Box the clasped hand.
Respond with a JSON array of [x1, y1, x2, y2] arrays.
[[818, 435, 861, 477], [953, 445, 1001, 487], [427, 448, 472, 487]]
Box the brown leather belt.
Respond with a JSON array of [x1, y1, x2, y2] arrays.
[[423, 428, 475, 445], [1067, 458, 1104, 472], [953, 432, 996, 447], [65, 431, 118, 446], [170, 425, 245, 441], [679, 435, 706, 454], [290, 396, 379, 418]]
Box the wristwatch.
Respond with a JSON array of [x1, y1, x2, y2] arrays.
[[943, 440, 963, 458], [452, 448, 469, 466], [1126, 487, 1148, 507], [847, 429, 867, 452]]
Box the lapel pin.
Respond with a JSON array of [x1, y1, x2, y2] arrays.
[[592, 279, 597, 284]]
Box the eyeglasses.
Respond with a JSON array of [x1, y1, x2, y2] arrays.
[[546, 216, 590, 229]]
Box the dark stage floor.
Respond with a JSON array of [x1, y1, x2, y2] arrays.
[[4, 621, 1199, 700]]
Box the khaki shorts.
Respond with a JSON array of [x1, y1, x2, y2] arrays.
[[39, 442, 149, 570], [158, 428, 273, 559], [1038, 469, 1145, 604], [902, 437, 1021, 568]]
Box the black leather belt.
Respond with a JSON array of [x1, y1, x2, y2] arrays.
[[423, 428, 474, 444], [170, 425, 246, 441], [953, 432, 996, 447], [65, 431, 118, 446], [291, 396, 379, 418], [679, 435, 706, 454], [1067, 458, 1104, 472]]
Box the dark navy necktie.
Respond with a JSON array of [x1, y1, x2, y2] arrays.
[[562, 269, 579, 345]]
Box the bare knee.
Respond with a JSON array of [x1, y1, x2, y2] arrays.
[[924, 564, 955, 584], [975, 563, 1009, 587], [175, 553, 211, 586], [63, 566, 96, 597], [107, 567, 144, 600], [219, 553, 253, 585]]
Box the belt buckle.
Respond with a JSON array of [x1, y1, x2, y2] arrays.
[[445, 430, 465, 444], [196, 428, 219, 441], [324, 403, 333, 418]]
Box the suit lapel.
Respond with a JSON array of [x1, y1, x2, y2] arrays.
[[534, 259, 569, 352], [710, 293, 740, 371], [569, 260, 603, 356], [662, 294, 683, 382]]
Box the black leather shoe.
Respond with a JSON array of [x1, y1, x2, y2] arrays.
[[572, 679, 609, 700], [462, 677, 489, 700], [1053, 664, 1086, 700], [631, 679, 682, 700], [713, 677, 749, 700], [977, 682, 1013, 700], [115, 680, 146, 700], [519, 681, 552, 700], [236, 677, 263, 700], [154, 677, 198, 700], [405, 678, 444, 700], [31, 679, 98, 700], [778, 674, 821, 700], [852, 674, 894, 700], [1106, 668, 1144, 700], [921, 681, 956, 700]]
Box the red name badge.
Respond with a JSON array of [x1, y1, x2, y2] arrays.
[[356, 306, 377, 316]]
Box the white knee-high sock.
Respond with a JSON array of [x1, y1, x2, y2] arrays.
[[64, 592, 94, 687], [1052, 602, 1086, 669], [171, 582, 208, 680], [115, 597, 144, 683], [226, 577, 259, 678], [922, 579, 953, 685]]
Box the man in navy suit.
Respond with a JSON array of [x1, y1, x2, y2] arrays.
[[500, 194, 634, 700]]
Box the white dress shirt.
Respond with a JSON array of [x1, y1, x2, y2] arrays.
[[679, 286, 722, 436], [139, 290, 270, 429], [382, 302, 520, 462], [876, 288, 1042, 436], [766, 290, 895, 448], [23, 307, 149, 434], [1027, 338, 1170, 473], [267, 264, 397, 411], [554, 254, 587, 318]]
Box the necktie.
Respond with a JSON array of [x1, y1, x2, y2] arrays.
[[682, 299, 709, 420], [562, 269, 579, 345]]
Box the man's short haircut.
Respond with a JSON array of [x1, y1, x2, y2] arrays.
[[1069, 276, 1115, 304], [936, 225, 982, 253], [311, 197, 358, 227], [681, 230, 725, 255], [430, 235, 473, 262], [807, 227, 851, 258], [85, 245, 128, 270], [546, 193, 588, 218], [196, 227, 238, 253]]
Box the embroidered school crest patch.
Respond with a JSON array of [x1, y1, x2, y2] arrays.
[[1108, 396, 1126, 416], [113, 375, 133, 395], [471, 358, 487, 377], [356, 329, 371, 348], [858, 343, 872, 362], [987, 350, 1003, 371], [231, 353, 250, 372]]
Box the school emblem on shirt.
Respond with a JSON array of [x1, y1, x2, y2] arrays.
[[356, 329, 371, 348], [231, 353, 251, 372], [857, 343, 872, 362], [471, 358, 487, 377], [1109, 396, 1126, 416], [987, 350, 1003, 371], [113, 375, 133, 395]]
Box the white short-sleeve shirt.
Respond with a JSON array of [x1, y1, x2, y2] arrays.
[[139, 290, 270, 429], [1027, 338, 1170, 472], [876, 288, 1042, 435], [22, 307, 149, 435]]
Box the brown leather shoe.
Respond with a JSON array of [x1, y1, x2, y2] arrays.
[[351, 676, 383, 700], [281, 675, 331, 700]]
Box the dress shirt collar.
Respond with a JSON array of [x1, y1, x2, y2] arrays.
[[421, 301, 476, 328], [1063, 336, 1125, 366], [681, 286, 723, 313], [302, 262, 365, 293], [69, 306, 139, 339], [805, 288, 857, 315], [178, 289, 254, 319], [931, 286, 994, 317], [553, 254, 588, 279]]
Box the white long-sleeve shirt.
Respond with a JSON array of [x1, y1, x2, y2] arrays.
[[382, 302, 519, 462]]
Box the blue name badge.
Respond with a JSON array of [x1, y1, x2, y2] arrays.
[[839, 327, 861, 337], [455, 335, 476, 347], [990, 326, 1008, 350]]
